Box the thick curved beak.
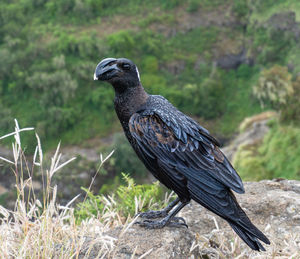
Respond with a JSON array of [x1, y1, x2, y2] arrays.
[[94, 58, 120, 81]]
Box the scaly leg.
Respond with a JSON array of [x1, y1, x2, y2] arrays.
[[136, 197, 181, 219], [135, 200, 189, 229]]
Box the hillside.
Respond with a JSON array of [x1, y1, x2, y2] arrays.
[[0, 0, 300, 201], [1, 0, 298, 147]]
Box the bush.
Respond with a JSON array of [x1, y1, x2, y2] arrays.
[[280, 76, 300, 124], [141, 55, 159, 73], [187, 0, 200, 12], [233, 142, 272, 181], [22, 55, 78, 138], [232, 0, 249, 20], [253, 65, 293, 109], [75, 173, 167, 222], [197, 74, 226, 119], [176, 70, 226, 119], [106, 30, 135, 57], [252, 27, 294, 64], [233, 119, 300, 181]]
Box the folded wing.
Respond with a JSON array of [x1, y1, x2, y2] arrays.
[[129, 110, 245, 194]]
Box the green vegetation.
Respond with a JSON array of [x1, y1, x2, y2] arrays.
[[233, 119, 300, 181], [253, 65, 294, 109], [1, 0, 300, 184], [250, 0, 300, 22], [75, 173, 167, 222]]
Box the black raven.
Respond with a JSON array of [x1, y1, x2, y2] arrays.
[[94, 57, 270, 251]]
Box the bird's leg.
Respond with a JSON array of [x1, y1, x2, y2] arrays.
[[135, 200, 189, 229], [136, 197, 180, 219]]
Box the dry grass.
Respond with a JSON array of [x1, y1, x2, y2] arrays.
[[0, 120, 129, 258], [0, 120, 173, 259], [189, 219, 300, 259]]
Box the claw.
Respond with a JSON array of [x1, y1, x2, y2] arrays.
[[168, 221, 188, 228], [135, 199, 189, 229], [172, 217, 186, 224]]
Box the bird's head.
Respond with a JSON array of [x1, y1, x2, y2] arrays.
[[94, 58, 141, 92]]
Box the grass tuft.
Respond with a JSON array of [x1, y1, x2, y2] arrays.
[[0, 120, 123, 258]]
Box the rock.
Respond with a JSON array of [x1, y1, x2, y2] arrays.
[[266, 11, 300, 41], [104, 227, 195, 259], [180, 180, 300, 252], [222, 111, 277, 161], [267, 12, 300, 38], [238, 111, 277, 132], [79, 179, 300, 258], [216, 48, 253, 70]]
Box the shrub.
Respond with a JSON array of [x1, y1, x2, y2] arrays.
[[75, 173, 168, 222], [280, 76, 300, 124], [253, 65, 293, 109], [176, 70, 226, 119], [141, 56, 159, 73], [106, 30, 135, 57], [233, 119, 300, 181], [232, 0, 249, 20], [187, 0, 200, 13]]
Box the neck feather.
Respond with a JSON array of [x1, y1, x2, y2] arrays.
[[114, 84, 149, 122]]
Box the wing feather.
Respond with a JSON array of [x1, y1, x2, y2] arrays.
[[129, 111, 245, 194]]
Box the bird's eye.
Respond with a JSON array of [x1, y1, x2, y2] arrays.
[[122, 63, 130, 70]]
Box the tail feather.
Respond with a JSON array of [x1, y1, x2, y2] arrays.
[[229, 221, 269, 251], [228, 192, 270, 249], [187, 181, 270, 251]]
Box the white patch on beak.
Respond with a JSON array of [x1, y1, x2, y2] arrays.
[[94, 73, 97, 80], [136, 67, 140, 82]]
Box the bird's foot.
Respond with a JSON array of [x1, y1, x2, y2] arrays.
[[135, 217, 188, 229], [135, 210, 168, 219]]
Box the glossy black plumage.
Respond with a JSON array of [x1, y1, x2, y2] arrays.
[[94, 57, 270, 251]]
